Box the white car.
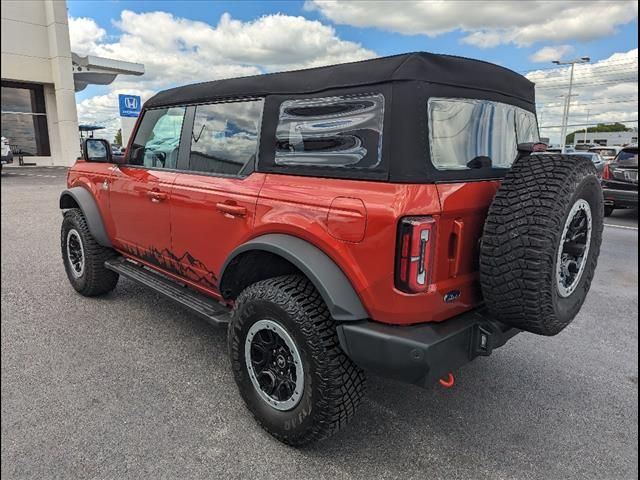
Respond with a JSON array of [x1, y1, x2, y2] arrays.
[[589, 146, 622, 162], [1, 136, 14, 169]]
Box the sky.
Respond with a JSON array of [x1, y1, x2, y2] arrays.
[[67, 0, 639, 144]]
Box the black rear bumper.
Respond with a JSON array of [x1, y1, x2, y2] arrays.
[[337, 309, 520, 387], [603, 187, 638, 208]]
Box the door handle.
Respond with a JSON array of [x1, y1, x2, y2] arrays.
[[146, 191, 168, 202], [216, 202, 247, 217]]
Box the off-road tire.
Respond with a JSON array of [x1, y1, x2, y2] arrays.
[[228, 274, 366, 446], [61, 208, 119, 296], [480, 154, 604, 336], [604, 204, 615, 217]]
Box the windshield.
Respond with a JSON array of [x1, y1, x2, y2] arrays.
[[428, 98, 539, 170]]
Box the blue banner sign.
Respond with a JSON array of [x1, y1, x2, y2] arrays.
[[118, 94, 141, 117]]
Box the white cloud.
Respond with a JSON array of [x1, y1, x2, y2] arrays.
[[306, 0, 638, 47], [69, 10, 376, 136], [69, 10, 375, 90], [68, 17, 106, 55], [529, 45, 575, 63], [527, 49, 638, 144]]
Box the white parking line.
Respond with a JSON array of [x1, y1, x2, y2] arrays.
[[604, 223, 638, 231], [2, 173, 60, 178]]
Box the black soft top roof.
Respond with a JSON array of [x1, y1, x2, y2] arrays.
[[145, 52, 535, 108]]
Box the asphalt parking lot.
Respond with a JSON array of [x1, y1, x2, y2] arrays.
[[1, 166, 638, 480]]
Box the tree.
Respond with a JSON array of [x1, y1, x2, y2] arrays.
[[114, 128, 122, 146], [566, 122, 629, 144]]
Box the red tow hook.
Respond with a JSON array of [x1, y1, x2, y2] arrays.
[[438, 373, 455, 388]]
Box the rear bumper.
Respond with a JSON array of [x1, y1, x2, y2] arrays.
[[603, 188, 638, 208], [337, 309, 520, 387]]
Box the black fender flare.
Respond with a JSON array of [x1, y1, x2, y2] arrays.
[[220, 234, 368, 321], [59, 187, 112, 247]]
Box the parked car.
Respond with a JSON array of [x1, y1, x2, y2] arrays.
[[1, 136, 14, 170], [59, 52, 603, 445], [574, 143, 595, 151], [601, 144, 638, 216], [546, 146, 575, 154], [589, 146, 622, 162], [567, 151, 606, 173]]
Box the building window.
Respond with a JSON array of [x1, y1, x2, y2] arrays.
[[1, 81, 50, 156]]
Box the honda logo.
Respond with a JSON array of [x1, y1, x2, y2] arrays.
[[124, 97, 138, 109], [119, 94, 141, 117]]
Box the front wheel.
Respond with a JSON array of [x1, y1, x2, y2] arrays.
[[228, 275, 366, 446], [61, 208, 119, 296]]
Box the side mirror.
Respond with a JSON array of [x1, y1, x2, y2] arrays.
[[83, 138, 112, 163]]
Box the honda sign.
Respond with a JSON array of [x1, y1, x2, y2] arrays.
[[118, 94, 141, 118]]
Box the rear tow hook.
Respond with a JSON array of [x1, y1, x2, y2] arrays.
[[439, 373, 455, 388]]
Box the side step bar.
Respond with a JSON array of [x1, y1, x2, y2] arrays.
[[105, 257, 231, 326]]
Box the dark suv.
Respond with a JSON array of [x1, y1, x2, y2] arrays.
[[60, 52, 604, 445], [601, 144, 638, 216]]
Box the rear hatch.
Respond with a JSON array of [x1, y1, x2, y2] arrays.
[[426, 97, 539, 303], [604, 147, 638, 190]]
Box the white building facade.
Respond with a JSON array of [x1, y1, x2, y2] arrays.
[[575, 130, 638, 147], [1, 0, 79, 165], [1, 0, 143, 166]]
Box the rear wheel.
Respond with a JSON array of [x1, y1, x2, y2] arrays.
[[228, 275, 365, 445], [480, 154, 604, 336], [61, 208, 119, 296]]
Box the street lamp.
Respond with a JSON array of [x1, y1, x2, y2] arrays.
[[583, 109, 591, 145], [552, 57, 590, 152]]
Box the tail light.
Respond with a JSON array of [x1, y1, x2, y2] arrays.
[[601, 163, 611, 180], [395, 216, 436, 293]]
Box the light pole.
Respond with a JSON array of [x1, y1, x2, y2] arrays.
[[583, 109, 590, 145], [553, 56, 590, 152]]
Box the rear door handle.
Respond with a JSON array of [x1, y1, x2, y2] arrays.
[[216, 202, 247, 217], [146, 191, 168, 202]]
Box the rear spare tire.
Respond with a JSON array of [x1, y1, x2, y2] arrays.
[[480, 154, 604, 336]]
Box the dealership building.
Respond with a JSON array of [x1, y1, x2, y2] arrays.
[[1, 0, 143, 166], [574, 130, 638, 147]]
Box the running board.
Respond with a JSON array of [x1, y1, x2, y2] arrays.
[[105, 257, 231, 327]]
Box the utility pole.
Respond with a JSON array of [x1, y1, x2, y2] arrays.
[[583, 109, 590, 145], [553, 56, 590, 152]]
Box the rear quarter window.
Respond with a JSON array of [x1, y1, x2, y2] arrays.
[[428, 98, 538, 171], [274, 94, 384, 169]]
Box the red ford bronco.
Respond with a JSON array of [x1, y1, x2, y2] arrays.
[[60, 52, 604, 445]]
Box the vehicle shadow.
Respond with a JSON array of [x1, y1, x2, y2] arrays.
[[607, 207, 638, 224], [105, 280, 633, 479]]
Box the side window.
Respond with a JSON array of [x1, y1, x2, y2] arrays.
[[274, 94, 384, 169], [189, 99, 263, 176], [129, 107, 186, 169], [428, 98, 537, 171]]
